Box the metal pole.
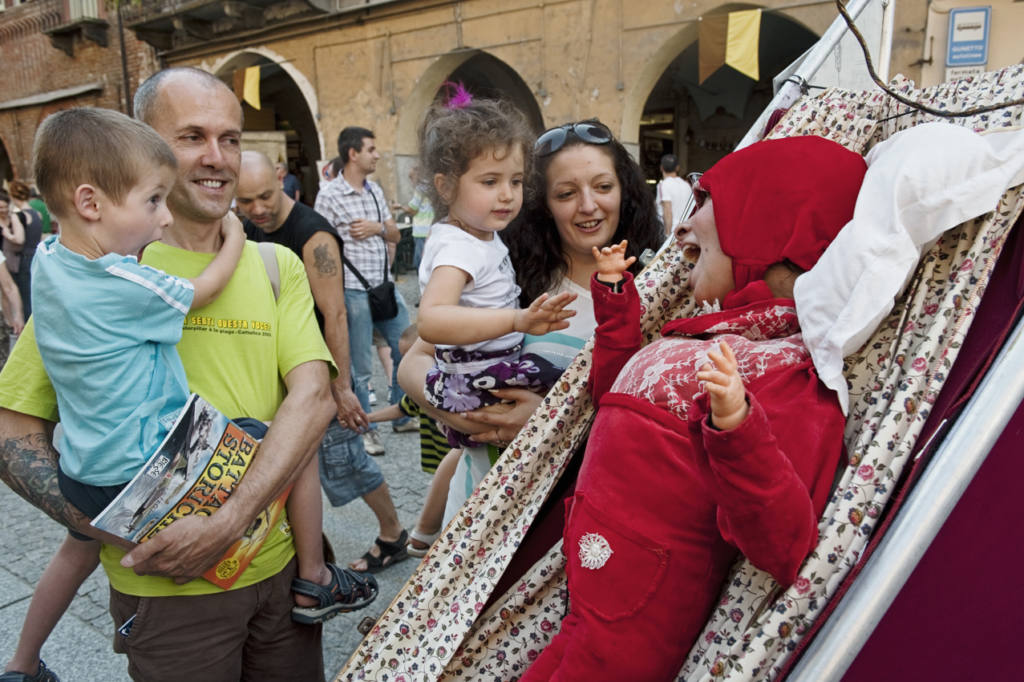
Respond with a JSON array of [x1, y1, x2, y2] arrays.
[[736, 0, 876, 150], [118, 3, 132, 115], [789, 313, 1024, 680], [655, 0, 877, 254]]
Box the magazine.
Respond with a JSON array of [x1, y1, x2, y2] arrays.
[[91, 394, 290, 589]]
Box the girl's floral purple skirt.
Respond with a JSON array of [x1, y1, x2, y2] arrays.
[[425, 343, 561, 447]]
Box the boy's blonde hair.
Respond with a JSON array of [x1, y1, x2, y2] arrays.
[[33, 107, 177, 219]]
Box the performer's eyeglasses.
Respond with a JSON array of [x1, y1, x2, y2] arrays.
[[534, 122, 614, 156], [686, 172, 709, 210]]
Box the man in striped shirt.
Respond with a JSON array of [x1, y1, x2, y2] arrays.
[[314, 127, 411, 458]]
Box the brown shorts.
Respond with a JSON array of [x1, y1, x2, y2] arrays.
[[109, 557, 323, 682]]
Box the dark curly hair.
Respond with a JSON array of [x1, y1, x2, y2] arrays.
[[505, 120, 663, 304], [418, 97, 534, 217]]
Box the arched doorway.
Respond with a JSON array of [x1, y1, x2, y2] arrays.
[[0, 137, 12, 185], [638, 10, 817, 182], [394, 50, 541, 201], [208, 50, 323, 205], [442, 53, 544, 133]]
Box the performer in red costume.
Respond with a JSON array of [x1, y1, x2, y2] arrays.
[[521, 136, 867, 681]]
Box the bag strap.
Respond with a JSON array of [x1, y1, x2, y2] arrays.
[[256, 241, 280, 301], [340, 252, 374, 291], [341, 186, 389, 290], [365, 187, 389, 283]]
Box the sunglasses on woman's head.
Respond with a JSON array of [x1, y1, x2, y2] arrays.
[[534, 122, 614, 156]]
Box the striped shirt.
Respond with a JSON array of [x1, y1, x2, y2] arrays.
[[314, 174, 393, 290]]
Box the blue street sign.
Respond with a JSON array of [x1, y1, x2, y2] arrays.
[[947, 7, 991, 67]]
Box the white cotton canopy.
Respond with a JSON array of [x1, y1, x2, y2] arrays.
[[796, 122, 1024, 414]]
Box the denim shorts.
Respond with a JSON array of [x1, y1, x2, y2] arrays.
[[317, 420, 384, 507]]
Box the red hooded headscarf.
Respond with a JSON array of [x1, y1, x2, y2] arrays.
[[698, 136, 867, 291]]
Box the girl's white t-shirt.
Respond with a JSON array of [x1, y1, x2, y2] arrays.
[[418, 222, 522, 353], [443, 275, 597, 525]]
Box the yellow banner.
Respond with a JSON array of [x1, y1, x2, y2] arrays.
[[698, 14, 729, 84], [725, 9, 761, 82], [232, 69, 245, 101], [243, 65, 261, 110]]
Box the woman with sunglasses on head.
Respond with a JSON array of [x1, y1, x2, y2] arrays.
[[397, 120, 662, 549], [519, 136, 865, 681], [504, 120, 661, 313]]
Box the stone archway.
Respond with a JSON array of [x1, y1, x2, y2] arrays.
[[444, 53, 544, 133], [395, 51, 475, 158], [204, 48, 324, 203], [0, 136, 12, 185], [394, 50, 542, 199], [623, 5, 818, 179]]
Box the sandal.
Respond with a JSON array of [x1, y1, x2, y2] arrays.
[[350, 530, 409, 573], [290, 562, 379, 624], [407, 528, 440, 558]]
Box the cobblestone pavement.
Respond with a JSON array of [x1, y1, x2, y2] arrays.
[[0, 272, 431, 680]]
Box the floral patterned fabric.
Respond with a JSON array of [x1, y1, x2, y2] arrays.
[[335, 64, 1024, 682], [612, 302, 808, 421]]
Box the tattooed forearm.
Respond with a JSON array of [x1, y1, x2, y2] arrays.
[[313, 244, 339, 277], [0, 426, 87, 531]]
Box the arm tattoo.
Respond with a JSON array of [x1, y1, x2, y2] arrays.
[[313, 244, 339, 277], [0, 431, 86, 530]]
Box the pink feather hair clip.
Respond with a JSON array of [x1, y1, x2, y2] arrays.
[[442, 81, 473, 109]]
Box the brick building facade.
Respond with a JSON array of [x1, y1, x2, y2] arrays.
[[0, 0, 159, 183], [115, 0, 936, 204], [5, 0, 980, 204]]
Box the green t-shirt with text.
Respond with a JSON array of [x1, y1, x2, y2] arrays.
[[0, 240, 332, 596]]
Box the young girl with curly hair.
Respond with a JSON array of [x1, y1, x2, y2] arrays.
[[415, 96, 576, 447]]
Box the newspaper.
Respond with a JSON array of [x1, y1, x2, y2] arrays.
[[91, 394, 289, 589]]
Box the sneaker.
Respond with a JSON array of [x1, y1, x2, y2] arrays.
[[368, 390, 378, 405], [0, 660, 61, 682], [392, 418, 418, 433], [363, 430, 385, 456]]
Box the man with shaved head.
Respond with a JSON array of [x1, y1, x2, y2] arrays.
[[0, 68, 333, 680], [237, 150, 406, 569]]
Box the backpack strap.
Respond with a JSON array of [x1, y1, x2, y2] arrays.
[[256, 241, 280, 301]]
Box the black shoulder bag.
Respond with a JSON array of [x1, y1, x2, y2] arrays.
[[339, 189, 397, 321], [341, 254, 398, 322]]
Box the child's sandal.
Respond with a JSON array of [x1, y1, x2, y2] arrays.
[[407, 528, 440, 558], [290, 563, 379, 624], [350, 530, 409, 573]]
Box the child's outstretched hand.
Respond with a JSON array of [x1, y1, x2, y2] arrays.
[[513, 291, 578, 335], [696, 341, 749, 431], [592, 240, 636, 283]]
